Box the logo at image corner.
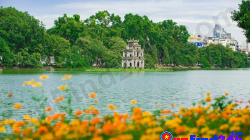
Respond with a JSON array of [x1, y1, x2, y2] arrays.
[[160, 131, 173, 140]]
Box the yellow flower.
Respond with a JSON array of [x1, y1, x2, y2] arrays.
[[189, 128, 198, 135], [225, 92, 228, 96], [142, 111, 151, 117], [32, 82, 42, 87], [23, 115, 31, 120], [130, 99, 137, 104], [205, 96, 212, 102], [91, 136, 103, 140], [23, 79, 35, 86], [200, 127, 209, 134], [14, 103, 22, 109], [62, 75, 72, 80], [108, 104, 117, 110], [219, 124, 229, 131], [206, 92, 210, 96], [196, 117, 205, 126], [41, 133, 54, 140], [229, 125, 240, 132], [245, 135, 250, 140], [207, 129, 217, 135], [39, 75, 49, 80], [58, 85, 67, 90], [0, 126, 6, 132]]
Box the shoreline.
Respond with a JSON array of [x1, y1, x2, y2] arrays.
[[0, 66, 248, 73], [0, 66, 244, 70], [0, 65, 203, 69]]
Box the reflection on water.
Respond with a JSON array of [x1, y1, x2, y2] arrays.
[[0, 68, 250, 120]]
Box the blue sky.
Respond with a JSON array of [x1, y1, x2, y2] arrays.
[[2, 0, 248, 46]]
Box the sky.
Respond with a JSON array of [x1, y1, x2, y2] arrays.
[[1, 0, 248, 46]]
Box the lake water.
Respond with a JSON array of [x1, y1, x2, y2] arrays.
[[0, 68, 250, 120]]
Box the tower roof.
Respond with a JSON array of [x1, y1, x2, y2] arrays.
[[127, 38, 139, 43]]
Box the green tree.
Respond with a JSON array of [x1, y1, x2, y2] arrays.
[[47, 14, 85, 45], [201, 56, 211, 68], [0, 6, 45, 54], [231, 0, 250, 42]]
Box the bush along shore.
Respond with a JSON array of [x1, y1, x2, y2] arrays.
[[0, 75, 249, 140]]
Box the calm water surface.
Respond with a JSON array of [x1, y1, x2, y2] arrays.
[[0, 68, 250, 120]]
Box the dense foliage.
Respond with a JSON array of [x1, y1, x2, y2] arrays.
[[231, 0, 250, 42], [0, 6, 249, 68]]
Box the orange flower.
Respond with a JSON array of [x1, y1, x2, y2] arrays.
[[22, 128, 32, 137], [39, 75, 49, 80], [176, 126, 186, 134], [8, 93, 13, 97], [12, 127, 21, 134], [108, 104, 117, 110], [32, 132, 40, 139], [208, 113, 216, 119], [239, 101, 243, 103], [88, 126, 97, 132], [130, 100, 137, 104], [133, 107, 142, 115], [52, 113, 61, 120], [54, 96, 64, 102], [91, 117, 101, 125], [196, 118, 205, 126], [38, 126, 48, 134], [225, 92, 229, 96], [74, 110, 83, 117], [58, 85, 67, 90], [160, 110, 171, 114], [89, 93, 97, 98], [62, 75, 72, 80], [102, 122, 116, 135], [248, 100, 250, 103], [45, 107, 52, 112], [81, 121, 89, 129], [196, 108, 203, 114], [182, 111, 191, 117], [46, 115, 52, 120], [32, 82, 42, 87], [206, 92, 210, 96], [94, 99, 98, 103], [14, 103, 22, 109]]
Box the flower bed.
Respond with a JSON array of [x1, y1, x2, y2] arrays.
[[0, 75, 249, 140]]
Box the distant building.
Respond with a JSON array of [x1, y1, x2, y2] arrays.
[[239, 41, 249, 54], [188, 32, 203, 47], [213, 24, 222, 37], [202, 36, 239, 51], [213, 24, 231, 38], [122, 38, 144, 68], [40, 56, 55, 65], [229, 39, 238, 51]]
